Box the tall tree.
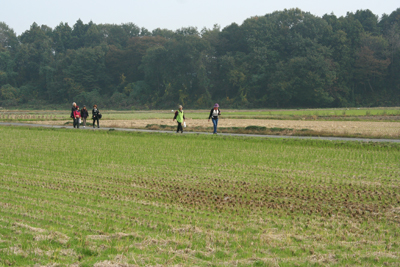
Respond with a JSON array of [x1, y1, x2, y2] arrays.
[[0, 22, 19, 53], [353, 9, 379, 35], [52, 22, 73, 53]]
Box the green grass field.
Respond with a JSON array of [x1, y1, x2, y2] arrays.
[[0, 126, 400, 266]]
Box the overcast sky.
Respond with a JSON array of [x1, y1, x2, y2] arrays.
[[2, 0, 399, 35]]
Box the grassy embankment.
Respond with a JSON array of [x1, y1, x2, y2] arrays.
[[1, 108, 400, 139], [1, 107, 400, 121], [0, 126, 399, 266]]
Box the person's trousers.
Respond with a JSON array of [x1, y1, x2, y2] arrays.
[[177, 122, 183, 133], [73, 118, 80, 128], [212, 118, 218, 133], [93, 118, 99, 127], [82, 117, 86, 126]]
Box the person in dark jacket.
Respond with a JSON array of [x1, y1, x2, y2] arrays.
[[173, 105, 186, 133], [80, 105, 89, 128], [208, 103, 221, 134], [92, 104, 100, 128], [73, 106, 81, 128], [71, 102, 77, 123]]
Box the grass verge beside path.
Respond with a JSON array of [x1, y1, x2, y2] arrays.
[[0, 126, 399, 266], [1, 107, 400, 122]]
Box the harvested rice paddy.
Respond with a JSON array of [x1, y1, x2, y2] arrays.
[[0, 126, 399, 266]]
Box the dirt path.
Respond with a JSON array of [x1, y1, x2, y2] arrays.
[[29, 118, 400, 137], [2, 122, 400, 143]]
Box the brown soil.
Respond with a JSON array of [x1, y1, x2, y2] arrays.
[[29, 118, 400, 137]]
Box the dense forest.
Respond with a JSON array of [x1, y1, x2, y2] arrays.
[[1, 8, 400, 109]]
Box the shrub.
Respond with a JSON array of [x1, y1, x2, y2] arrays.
[[245, 126, 267, 131]]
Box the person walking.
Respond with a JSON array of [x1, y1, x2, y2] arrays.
[[73, 106, 81, 128], [92, 105, 100, 128], [80, 105, 88, 128], [208, 103, 221, 134], [173, 105, 186, 133], [71, 102, 77, 124]]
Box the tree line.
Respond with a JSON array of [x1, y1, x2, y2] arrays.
[[1, 8, 399, 109]]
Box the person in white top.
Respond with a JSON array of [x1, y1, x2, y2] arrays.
[[208, 103, 221, 134]]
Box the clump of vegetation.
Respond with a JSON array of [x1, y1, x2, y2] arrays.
[[245, 125, 267, 131], [146, 124, 175, 130]]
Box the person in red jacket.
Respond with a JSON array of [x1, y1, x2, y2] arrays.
[[73, 106, 81, 128]]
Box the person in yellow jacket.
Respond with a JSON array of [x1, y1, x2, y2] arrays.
[[173, 105, 186, 133]]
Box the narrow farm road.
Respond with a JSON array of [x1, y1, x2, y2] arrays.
[[1, 122, 399, 143]]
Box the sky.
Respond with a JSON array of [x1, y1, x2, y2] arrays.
[[2, 0, 399, 35]]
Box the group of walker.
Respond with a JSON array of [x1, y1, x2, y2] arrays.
[[173, 103, 221, 134], [71, 102, 221, 133], [71, 102, 101, 129]]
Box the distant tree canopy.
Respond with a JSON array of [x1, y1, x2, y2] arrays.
[[1, 8, 400, 108]]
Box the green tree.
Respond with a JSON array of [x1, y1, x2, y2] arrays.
[[105, 36, 168, 85], [63, 45, 110, 98], [52, 22, 73, 53], [152, 28, 175, 39], [0, 50, 17, 87], [0, 84, 19, 106], [71, 19, 88, 49], [16, 23, 54, 100], [354, 46, 390, 92], [0, 22, 19, 53], [353, 9, 379, 35], [121, 23, 140, 38], [84, 22, 102, 47]]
